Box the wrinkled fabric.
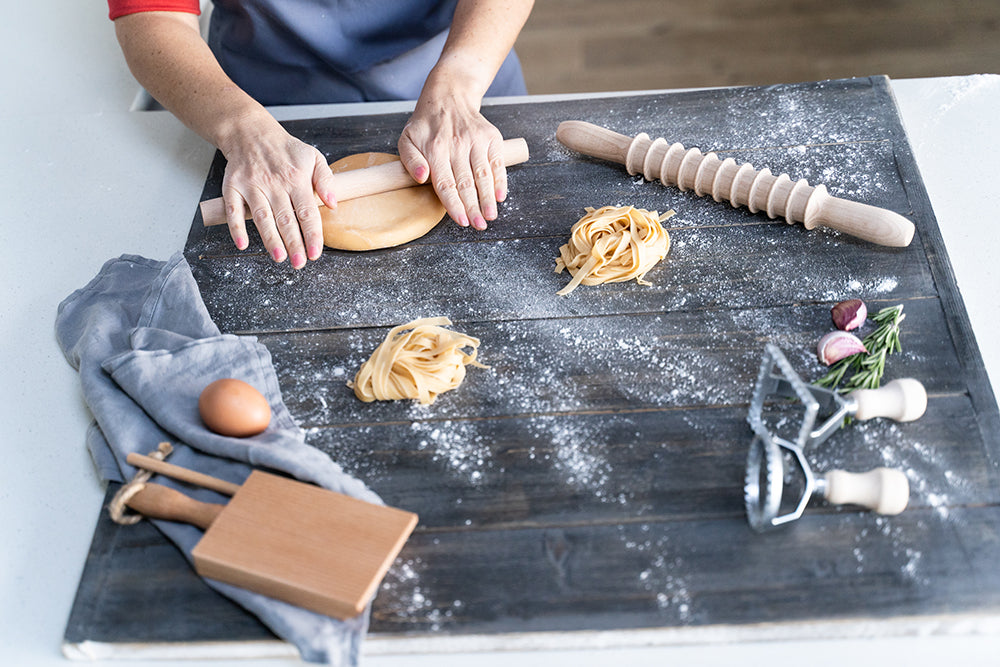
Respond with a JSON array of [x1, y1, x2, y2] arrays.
[[56, 252, 380, 664], [208, 0, 527, 104]]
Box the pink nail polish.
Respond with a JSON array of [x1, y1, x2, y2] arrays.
[[236, 236, 248, 250], [414, 165, 427, 182], [272, 247, 285, 262], [473, 215, 487, 230], [308, 245, 322, 260], [291, 252, 305, 268], [496, 188, 507, 202]]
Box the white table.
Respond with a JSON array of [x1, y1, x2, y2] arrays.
[[3, 4, 999, 665]]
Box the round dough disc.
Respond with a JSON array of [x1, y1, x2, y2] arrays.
[[321, 152, 447, 251]]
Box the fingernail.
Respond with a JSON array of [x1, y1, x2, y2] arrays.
[[291, 252, 305, 268], [272, 247, 286, 262], [472, 215, 487, 230], [414, 165, 428, 182], [235, 236, 248, 250], [484, 204, 497, 220], [496, 188, 507, 202], [456, 214, 470, 227], [308, 245, 322, 260]]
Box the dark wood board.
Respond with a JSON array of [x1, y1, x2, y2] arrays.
[[65, 77, 1000, 652]]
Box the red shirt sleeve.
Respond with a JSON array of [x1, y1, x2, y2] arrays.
[[108, 0, 201, 20]]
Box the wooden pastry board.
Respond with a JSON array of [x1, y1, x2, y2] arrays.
[[64, 77, 1000, 656]]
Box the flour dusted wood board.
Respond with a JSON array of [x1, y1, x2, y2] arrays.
[[66, 77, 1000, 654]]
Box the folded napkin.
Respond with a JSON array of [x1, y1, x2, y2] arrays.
[[56, 252, 380, 665]]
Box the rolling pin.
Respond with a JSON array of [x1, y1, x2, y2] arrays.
[[556, 121, 914, 247], [200, 137, 530, 227]]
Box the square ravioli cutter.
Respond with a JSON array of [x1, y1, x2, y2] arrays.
[[744, 344, 927, 531]]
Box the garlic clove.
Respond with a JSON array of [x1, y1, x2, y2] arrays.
[[831, 299, 867, 331], [817, 330, 868, 365]]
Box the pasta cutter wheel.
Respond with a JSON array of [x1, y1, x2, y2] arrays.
[[745, 432, 910, 531], [744, 344, 927, 531], [747, 344, 927, 451]]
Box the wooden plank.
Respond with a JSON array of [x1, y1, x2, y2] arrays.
[[186, 80, 918, 258], [67, 488, 1000, 642], [372, 507, 1000, 635], [187, 223, 934, 335], [262, 296, 964, 428], [66, 78, 1000, 653], [304, 394, 1000, 532]]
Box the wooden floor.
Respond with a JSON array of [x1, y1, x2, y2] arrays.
[[515, 0, 1000, 94]]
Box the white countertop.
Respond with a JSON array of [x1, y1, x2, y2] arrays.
[[2, 4, 999, 666]]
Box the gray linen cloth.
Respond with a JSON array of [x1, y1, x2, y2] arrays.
[[56, 252, 382, 665]]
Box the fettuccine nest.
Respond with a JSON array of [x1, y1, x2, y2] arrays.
[[350, 317, 487, 404], [555, 205, 673, 296]]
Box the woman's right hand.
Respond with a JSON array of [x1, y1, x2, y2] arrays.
[[113, 11, 337, 269], [218, 119, 338, 269]]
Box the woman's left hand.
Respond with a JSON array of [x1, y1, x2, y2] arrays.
[[398, 80, 507, 231]]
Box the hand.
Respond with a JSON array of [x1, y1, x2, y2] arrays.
[[219, 122, 338, 268], [397, 87, 507, 231]]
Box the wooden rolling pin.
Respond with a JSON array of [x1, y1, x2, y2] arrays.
[[556, 121, 914, 247], [200, 137, 530, 227]]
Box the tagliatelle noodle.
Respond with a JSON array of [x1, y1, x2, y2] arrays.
[[350, 317, 488, 404], [554, 205, 674, 296]]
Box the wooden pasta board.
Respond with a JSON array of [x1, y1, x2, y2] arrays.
[[64, 77, 1000, 657], [188, 470, 417, 620]]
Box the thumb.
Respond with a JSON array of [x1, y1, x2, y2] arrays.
[[398, 135, 430, 184], [312, 153, 338, 209]]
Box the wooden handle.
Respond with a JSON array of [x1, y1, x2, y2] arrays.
[[850, 378, 928, 422], [823, 468, 909, 515], [126, 452, 241, 497], [556, 120, 915, 247], [806, 195, 914, 248], [200, 137, 531, 227], [556, 120, 631, 163], [124, 482, 225, 530]]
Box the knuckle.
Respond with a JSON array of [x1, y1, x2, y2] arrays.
[[434, 177, 457, 195], [455, 176, 476, 193], [251, 207, 271, 224], [274, 210, 297, 232]]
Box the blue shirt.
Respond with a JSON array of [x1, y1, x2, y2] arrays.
[[208, 0, 526, 105]]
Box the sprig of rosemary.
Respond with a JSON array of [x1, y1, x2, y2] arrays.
[[815, 304, 905, 391]]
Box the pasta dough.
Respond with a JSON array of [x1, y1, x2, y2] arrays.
[[554, 205, 673, 296], [350, 317, 487, 404], [321, 153, 447, 251]]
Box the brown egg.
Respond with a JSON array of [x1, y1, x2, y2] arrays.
[[198, 378, 272, 437]]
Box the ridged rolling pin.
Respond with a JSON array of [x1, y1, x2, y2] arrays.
[[556, 121, 914, 247], [199, 137, 530, 227]]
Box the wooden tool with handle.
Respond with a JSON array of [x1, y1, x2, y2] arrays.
[[850, 378, 927, 422], [200, 137, 531, 227], [556, 120, 914, 247], [124, 453, 417, 619], [820, 467, 910, 515]]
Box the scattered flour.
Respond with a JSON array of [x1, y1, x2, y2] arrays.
[[410, 420, 495, 485], [377, 555, 464, 632], [619, 524, 693, 622]]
